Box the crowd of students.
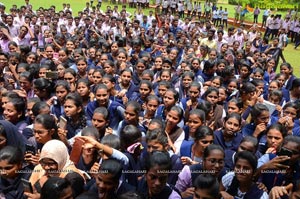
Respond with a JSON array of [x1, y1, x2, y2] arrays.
[[0, 0, 300, 198]]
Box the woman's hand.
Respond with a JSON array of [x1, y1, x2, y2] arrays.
[[90, 162, 100, 178], [46, 96, 57, 106], [13, 89, 27, 98], [253, 123, 267, 137], [105, 127, 113, 135], [76, 136, 100, 149], [122, 95, 128, 105], [181, 156, 193, 165], [181, 187, 194, 198], [165, 132, 176, 153], [265, 147, 276, 154], [264, 155, 290, 170], [57, 128, 68, 142], [24, 192, 41, 199], [278, 116, 294, 132], [257, 182, 268, 192], [24, 150, 40, 165], [269, 183, 293, 199]]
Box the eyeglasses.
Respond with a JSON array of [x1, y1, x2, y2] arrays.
[[205, 158, 224, 165], [40, 160, 57, 167]]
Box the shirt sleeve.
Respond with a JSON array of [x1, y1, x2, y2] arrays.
[[111, 148, 129, 166], [257, 154, 270, 168], [175, 165, 192, 192], [221, 171, 235, 190]]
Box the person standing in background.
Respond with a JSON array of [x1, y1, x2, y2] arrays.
[[262, 8, 269, 28], [253, 7, 260, 24], [234, 4, 242, 24]]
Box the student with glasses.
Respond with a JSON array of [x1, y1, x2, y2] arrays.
[[24, 114, 60, 166], [176, 144, 225, 198], [27, 140, 83, 198]]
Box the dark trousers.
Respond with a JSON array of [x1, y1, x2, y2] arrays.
[[254, 14, 258, 23]]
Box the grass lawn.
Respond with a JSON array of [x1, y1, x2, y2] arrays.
[[4, 0, 300, 76]]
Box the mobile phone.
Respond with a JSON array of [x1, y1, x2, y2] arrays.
[[25, 144, 36, 155], [21, 178, 33, 193], [59, 116, 67, 130], [45, 71, 58, 80], [70, 138, 85, 164], [278, 147, 293, 166]]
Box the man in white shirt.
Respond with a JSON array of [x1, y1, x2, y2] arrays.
[[5, 15, 19, 37], [215, 30, 227, 53], [13, 24, 34, 46]]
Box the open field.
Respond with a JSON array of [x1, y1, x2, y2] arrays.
[[3, 0, 300, 76]]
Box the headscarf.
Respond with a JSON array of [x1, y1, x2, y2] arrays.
[[0, 120, 28, 154], [39, 140, 72, 170]]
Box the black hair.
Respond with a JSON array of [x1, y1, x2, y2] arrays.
[[55, 80, 71, 92], [251, 104, 269, 121], [19, 71, 34, 82], [266, 123, 287, 139], [34, 114, 59, 138], [227, 151, 258, 196], [145, 151, 171, 171], [81, 126, 100, 141], [93, 107, 109, 120], [165, 88, 179, 102], [227, 98, 243, 110], [0, 146, 23, 165], [169, 105, 184, 121], [203, 144, 224, 159], [189, 109, 206, 123], [7, 97, 26, 119], [146, 129, 168, 146], [290, 78, 300, 91], [240, 136, 259, 152], [197, 101, 213, 116], [193, 174, 220, 199], [283, 135, 300, 150], [32, 101, 50, 117], [101, 134, 121, 150], [33, 78, 54, 93], [41, 177, 72, 199], [65, 172, 85, 198], [120, 125, 142, 150], [194, 126, 213, 141], [224, 113, 242, 126], [149, 119, 165, 130], [202, 87, 219, 100], [99, 159, 123, 181]]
